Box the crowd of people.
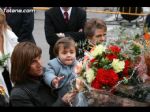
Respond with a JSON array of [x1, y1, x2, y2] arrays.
[[0, 7, 150, 107]]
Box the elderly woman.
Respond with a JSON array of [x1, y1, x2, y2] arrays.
[[0, 8, 18, 98], [10, 42, 77, 106], [77, 18, 107, 59]]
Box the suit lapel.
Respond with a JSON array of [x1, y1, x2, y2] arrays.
[[53, 7, 77, 31], [68, 7, 76, 28], [55, 7, 77, 25], [54, 8, 66, 27]]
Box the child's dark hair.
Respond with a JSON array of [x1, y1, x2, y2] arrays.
[[53, 37, 77, 56]]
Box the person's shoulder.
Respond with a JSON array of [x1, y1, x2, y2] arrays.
[[74, 7, 86, 13], [6, 28, 16, 36], [10, 86, 27, 98], [47, 58, 61, 72], [5, 29, 18, 44], [48, 58, 60, 66], [45, 7, 59, 14], [5, 29, 18, 39], [49, 58, 57, 63], [146, 14, 150, 20]]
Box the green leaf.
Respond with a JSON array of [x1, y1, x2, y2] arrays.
[[0, 53, 10, 66], [123, 77, 128, 84]]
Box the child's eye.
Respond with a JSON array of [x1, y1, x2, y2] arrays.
[[63, 52, 67, 54]]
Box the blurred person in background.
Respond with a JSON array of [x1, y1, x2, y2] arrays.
[[77, 18, 107, 59], [0, 8, 18, 98], [4, 7, 35, 43], [44, 7, 86, 59]]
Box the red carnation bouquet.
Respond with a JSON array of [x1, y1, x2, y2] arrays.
[[75, 43, 141, 92]]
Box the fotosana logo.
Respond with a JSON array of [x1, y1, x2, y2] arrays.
[[3, 8, 35, 13]]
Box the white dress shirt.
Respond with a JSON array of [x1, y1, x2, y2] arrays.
[[60, 7, 72, 20]]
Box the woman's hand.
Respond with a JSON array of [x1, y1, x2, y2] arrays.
[[75, 78, 84, 92], [61, 90, 77, 104]]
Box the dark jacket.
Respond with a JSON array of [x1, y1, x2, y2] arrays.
[[77, 39, 93, 59], [6, 7, 35, 43], [10, 77, 66, 107], [44, 7, 86, 59], [145, 14, 150, 28]]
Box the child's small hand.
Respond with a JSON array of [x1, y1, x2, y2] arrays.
[[52, 76, 64, 88]]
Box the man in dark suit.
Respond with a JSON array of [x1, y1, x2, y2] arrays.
[[44, 7, 86, 59], [145, 14, 150, 28], [4, 7, 35, 43]]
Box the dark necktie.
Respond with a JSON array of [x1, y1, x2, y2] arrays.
[[64, 11, 69, 23]]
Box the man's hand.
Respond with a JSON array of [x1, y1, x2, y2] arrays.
[[56, 33, 65, 38], [78, 29, 83, 32], [52, 76, 64, 88]]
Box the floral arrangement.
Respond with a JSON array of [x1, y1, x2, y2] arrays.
[[143, 25, 150, 49], [75, 39, 143, 93], [0, 85, 5, 95], [0, 53, 10, 67], [68, 27, 150, 106], [0, 85, 9, 106]]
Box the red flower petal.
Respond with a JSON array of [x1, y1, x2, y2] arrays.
[[106, 54, 118, 61], [93, 68, 119, 89], [108, 45, 121, 53]]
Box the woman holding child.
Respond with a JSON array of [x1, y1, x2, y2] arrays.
[[10, 42, 77, 106]]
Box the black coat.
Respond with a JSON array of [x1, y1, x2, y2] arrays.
[[44, 7, 86, 59], [6, 7, 35, 43], [145, 14, 150, 28], [10, 78, 66, 107]]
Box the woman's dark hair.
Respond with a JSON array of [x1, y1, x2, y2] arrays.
[[53, 37, 77, 56], [84, 18, 107, 39], [11, 42, 42, 83]]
